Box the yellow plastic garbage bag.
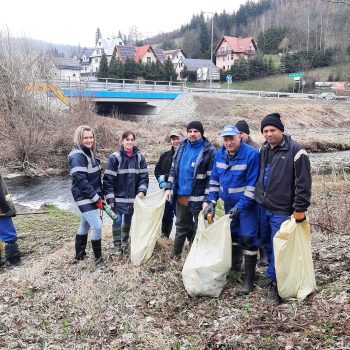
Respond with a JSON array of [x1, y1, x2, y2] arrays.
[[182, 212, 232, 297], [130, 189, 166, 266], [273, 217, 316, 300]]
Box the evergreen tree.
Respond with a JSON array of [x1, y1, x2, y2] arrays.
[[163, 57, 177, 81], [199, 16, 210, 58], [109, 52, 124, 79], [95, 28, 102, 46], [97, 51, 109, 79], [135, 59, 145, 78], [124, 58, 138, 79]]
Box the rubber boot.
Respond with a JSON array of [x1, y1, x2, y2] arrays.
[[121, 224, 131, 254], [237, 253, 257, 296], [5, 241, 21, 266], [112, 227, 122, 256], [173, 238, 185, 260], [267, 280, 282, 305], [75, 234, 88, 261], [161, 219, 173, 238], [231, 244, 243, 272], [259, 246, 268, 266], [91, 239, 106, 268]]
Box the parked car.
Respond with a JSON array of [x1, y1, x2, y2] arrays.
[[318, 92, 336, 100]]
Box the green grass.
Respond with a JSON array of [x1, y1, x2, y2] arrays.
[[187, 63, 350, 92]]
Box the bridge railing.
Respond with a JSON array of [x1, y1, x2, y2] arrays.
[[50, 78, 187, 93]]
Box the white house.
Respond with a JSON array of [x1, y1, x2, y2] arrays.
[[53, 57, 82, 79], [164, 49, 186, 79], [90, 36, 124, 74]]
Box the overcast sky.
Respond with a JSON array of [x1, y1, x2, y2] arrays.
[[0, 0, 247, 47]]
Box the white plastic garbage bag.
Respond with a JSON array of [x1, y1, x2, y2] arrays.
[[182, 212, 232, 297], [130, 189, 166, 266], [274, 217, 316, 300]]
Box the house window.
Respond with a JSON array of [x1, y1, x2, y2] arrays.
[[147, 57, 151, 64], [231, 55, 234, 60], [223, 66, 225, 70], [96, 49, 100, 54], [119, 42, 122, 45], [98, 41, 101, 46], [95, 58, 99, 63]]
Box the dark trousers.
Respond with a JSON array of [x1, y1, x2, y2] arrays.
[[174, 202, 199, 256]]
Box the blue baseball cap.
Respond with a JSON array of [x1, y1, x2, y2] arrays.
[[220, 125, 240, 137]]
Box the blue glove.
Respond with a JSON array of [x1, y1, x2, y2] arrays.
[[158, 175, 167, 189]]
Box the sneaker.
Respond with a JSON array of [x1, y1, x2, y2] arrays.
[[267, 281, 282, 305]]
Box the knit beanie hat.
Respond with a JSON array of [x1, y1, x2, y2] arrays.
[[187, 121, 204, 136], [260, 113, 284, 133], [235, 120, 250, 135]]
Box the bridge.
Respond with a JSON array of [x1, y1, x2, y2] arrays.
[[51, 78, 186, 115]]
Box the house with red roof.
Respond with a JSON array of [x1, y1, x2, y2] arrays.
[[214, 36, 257, 71], [115, 45, 165, 65]]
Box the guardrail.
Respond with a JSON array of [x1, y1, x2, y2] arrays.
[[50, 78, 187, 93]]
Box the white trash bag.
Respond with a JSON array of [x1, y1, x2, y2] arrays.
[[130, 189, 166, 266], [182, 212, 232, 297], [274, 217, 316, 300]]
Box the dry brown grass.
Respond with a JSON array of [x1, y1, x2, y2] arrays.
[[1, 175, 349, 349]]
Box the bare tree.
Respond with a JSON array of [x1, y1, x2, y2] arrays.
[[0, 29, 64, 172]]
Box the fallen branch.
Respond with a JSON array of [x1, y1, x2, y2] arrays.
[[309, 221, 345, 235]]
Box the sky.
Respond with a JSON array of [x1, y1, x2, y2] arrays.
[[0, 0, 247, 47]]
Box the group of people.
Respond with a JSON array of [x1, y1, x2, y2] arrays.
[[1, 113, 311, 306]]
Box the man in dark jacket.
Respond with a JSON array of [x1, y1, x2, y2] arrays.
[[0, 174, 21, 267], [154, 129, 184, 237], [165, 121, 216, 259], [255, 113, 311, 304]]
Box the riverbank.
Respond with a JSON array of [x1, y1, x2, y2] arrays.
[[1, 174, 349, 349], [1, 95, 350, 176]]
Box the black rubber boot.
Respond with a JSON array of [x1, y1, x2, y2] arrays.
[[5, 241, 21, 266], [91, 239, 106, 268], [231, 244, 243, 272], [161, 219, 173, 238], [121, 224, 131, 254], [173, 238, 185, 260], [237, 253, 257, 296], [112, 227, 122, 256], [267, 280, 282, 305], [75, 234, 88, 261], [259, 246, 268, 266]]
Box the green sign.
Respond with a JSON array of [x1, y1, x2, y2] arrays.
[[288, 72, 304, 78]]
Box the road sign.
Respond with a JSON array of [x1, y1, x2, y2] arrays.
[[226, 74, 232, 82], [288, 72, 304, 78], [302, 80, 306, 86]]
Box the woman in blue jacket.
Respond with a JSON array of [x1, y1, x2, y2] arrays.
[[103, 131, 149, 256], [68, 125, 105, 268]]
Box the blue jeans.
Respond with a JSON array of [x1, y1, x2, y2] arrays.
[[259, 207, 289, 281], [0, 217, 18, 242], [77, 209, 103, 240]]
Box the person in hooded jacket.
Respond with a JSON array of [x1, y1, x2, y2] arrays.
[[154, 129, 184, 237], [0, 174, 21, 267], [68, 125, 105, 268], [103, 131, 149, 256]]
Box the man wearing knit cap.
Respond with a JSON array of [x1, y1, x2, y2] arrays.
[[255, 113, 311, 305], [165, 121, 216, 259], [235, 120, 260, 150]]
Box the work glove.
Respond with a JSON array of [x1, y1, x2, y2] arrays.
[[203, 202, 215, 220], [165, 190, 173, 202], [158, 175, 167, 189], [228, 205, 239, 219], [96, 199, 105, 210], [293, 211, 306, 223], [137, 192, 145, 198]]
